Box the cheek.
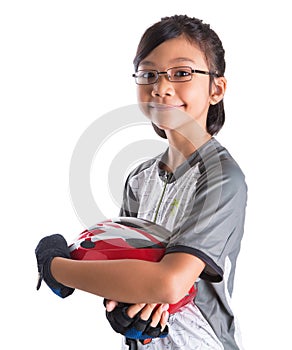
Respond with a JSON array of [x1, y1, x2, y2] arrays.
[[137, 87, 150, 102], [136, 88, 151, 119], [182, 84, 210, 108]]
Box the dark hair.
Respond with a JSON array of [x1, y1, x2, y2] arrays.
[[133, 15, 226, 137]]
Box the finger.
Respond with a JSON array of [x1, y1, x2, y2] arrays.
[[126, 303, 146, 318], [140, 303, 157, 321], [106, 300, 118, 312], [150, 304, 169, 328], [160, 311, 170, 331]]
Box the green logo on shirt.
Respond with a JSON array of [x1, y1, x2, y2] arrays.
[[170, 198, 179, 215]]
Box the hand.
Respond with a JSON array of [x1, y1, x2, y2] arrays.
[[105, 300, 169, 343], [35, 233, 75, 298]]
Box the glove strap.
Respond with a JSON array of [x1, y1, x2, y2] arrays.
[[125, 337, 138, 350], [36, 267, 44, 290]]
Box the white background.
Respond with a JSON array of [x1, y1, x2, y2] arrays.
[[1, 1, 291, 349]]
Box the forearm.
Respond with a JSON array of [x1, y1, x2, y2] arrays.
[[51, 257, 168, 304], [51, 252, 204, 304]]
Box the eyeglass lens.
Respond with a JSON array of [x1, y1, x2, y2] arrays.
[[135, 66, 193, 85]]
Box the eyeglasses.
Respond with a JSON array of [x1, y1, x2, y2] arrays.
[[132, 66, 219, 85]]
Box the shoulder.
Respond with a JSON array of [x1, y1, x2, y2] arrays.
[[198, 138, 247, 192]]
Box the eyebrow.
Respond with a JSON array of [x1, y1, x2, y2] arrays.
[[139, 57, 196, 67], [170, 57, 196, 65]]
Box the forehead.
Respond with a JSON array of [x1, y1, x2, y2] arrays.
[[138, 36, 207, 69]]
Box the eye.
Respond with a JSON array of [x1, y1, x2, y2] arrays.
[[169, 67, 193, 82], [140, 71, 156, 79], [173, 69, 191, 77]]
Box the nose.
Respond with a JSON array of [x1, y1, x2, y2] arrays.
[[151, 75, 175, 98]]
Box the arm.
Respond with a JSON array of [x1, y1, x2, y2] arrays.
[[51, 252, 205, 304]]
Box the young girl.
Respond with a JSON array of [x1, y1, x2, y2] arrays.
[[36, 15, 247, 350]]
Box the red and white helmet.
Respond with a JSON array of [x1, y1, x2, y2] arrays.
[[69, 217, 196, 314]]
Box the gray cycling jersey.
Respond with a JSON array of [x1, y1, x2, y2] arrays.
[[120, 137, 247, 350]]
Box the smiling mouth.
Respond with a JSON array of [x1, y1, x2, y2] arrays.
[[149, 103, 185, 111]]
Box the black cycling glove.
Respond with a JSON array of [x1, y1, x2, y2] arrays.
[[35, 233, 75, 298], [104, 301, 169, 343]]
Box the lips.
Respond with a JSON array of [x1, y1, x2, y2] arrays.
[[149, 103, 185, 111]]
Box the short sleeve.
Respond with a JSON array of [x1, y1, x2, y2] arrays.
[[165, 156, 247, 283]]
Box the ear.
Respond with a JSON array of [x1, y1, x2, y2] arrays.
[[210, 76, 227, 105]]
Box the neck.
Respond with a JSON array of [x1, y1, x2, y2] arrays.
[[163, 125, 211, 172]]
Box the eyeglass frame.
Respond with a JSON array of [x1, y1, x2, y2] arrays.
[[132, 66, 219, 85]]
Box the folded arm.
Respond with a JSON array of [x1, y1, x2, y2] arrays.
[[51, 252, 205, 304]]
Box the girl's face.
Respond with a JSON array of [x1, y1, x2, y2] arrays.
[[136, 35, 225, 133]]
